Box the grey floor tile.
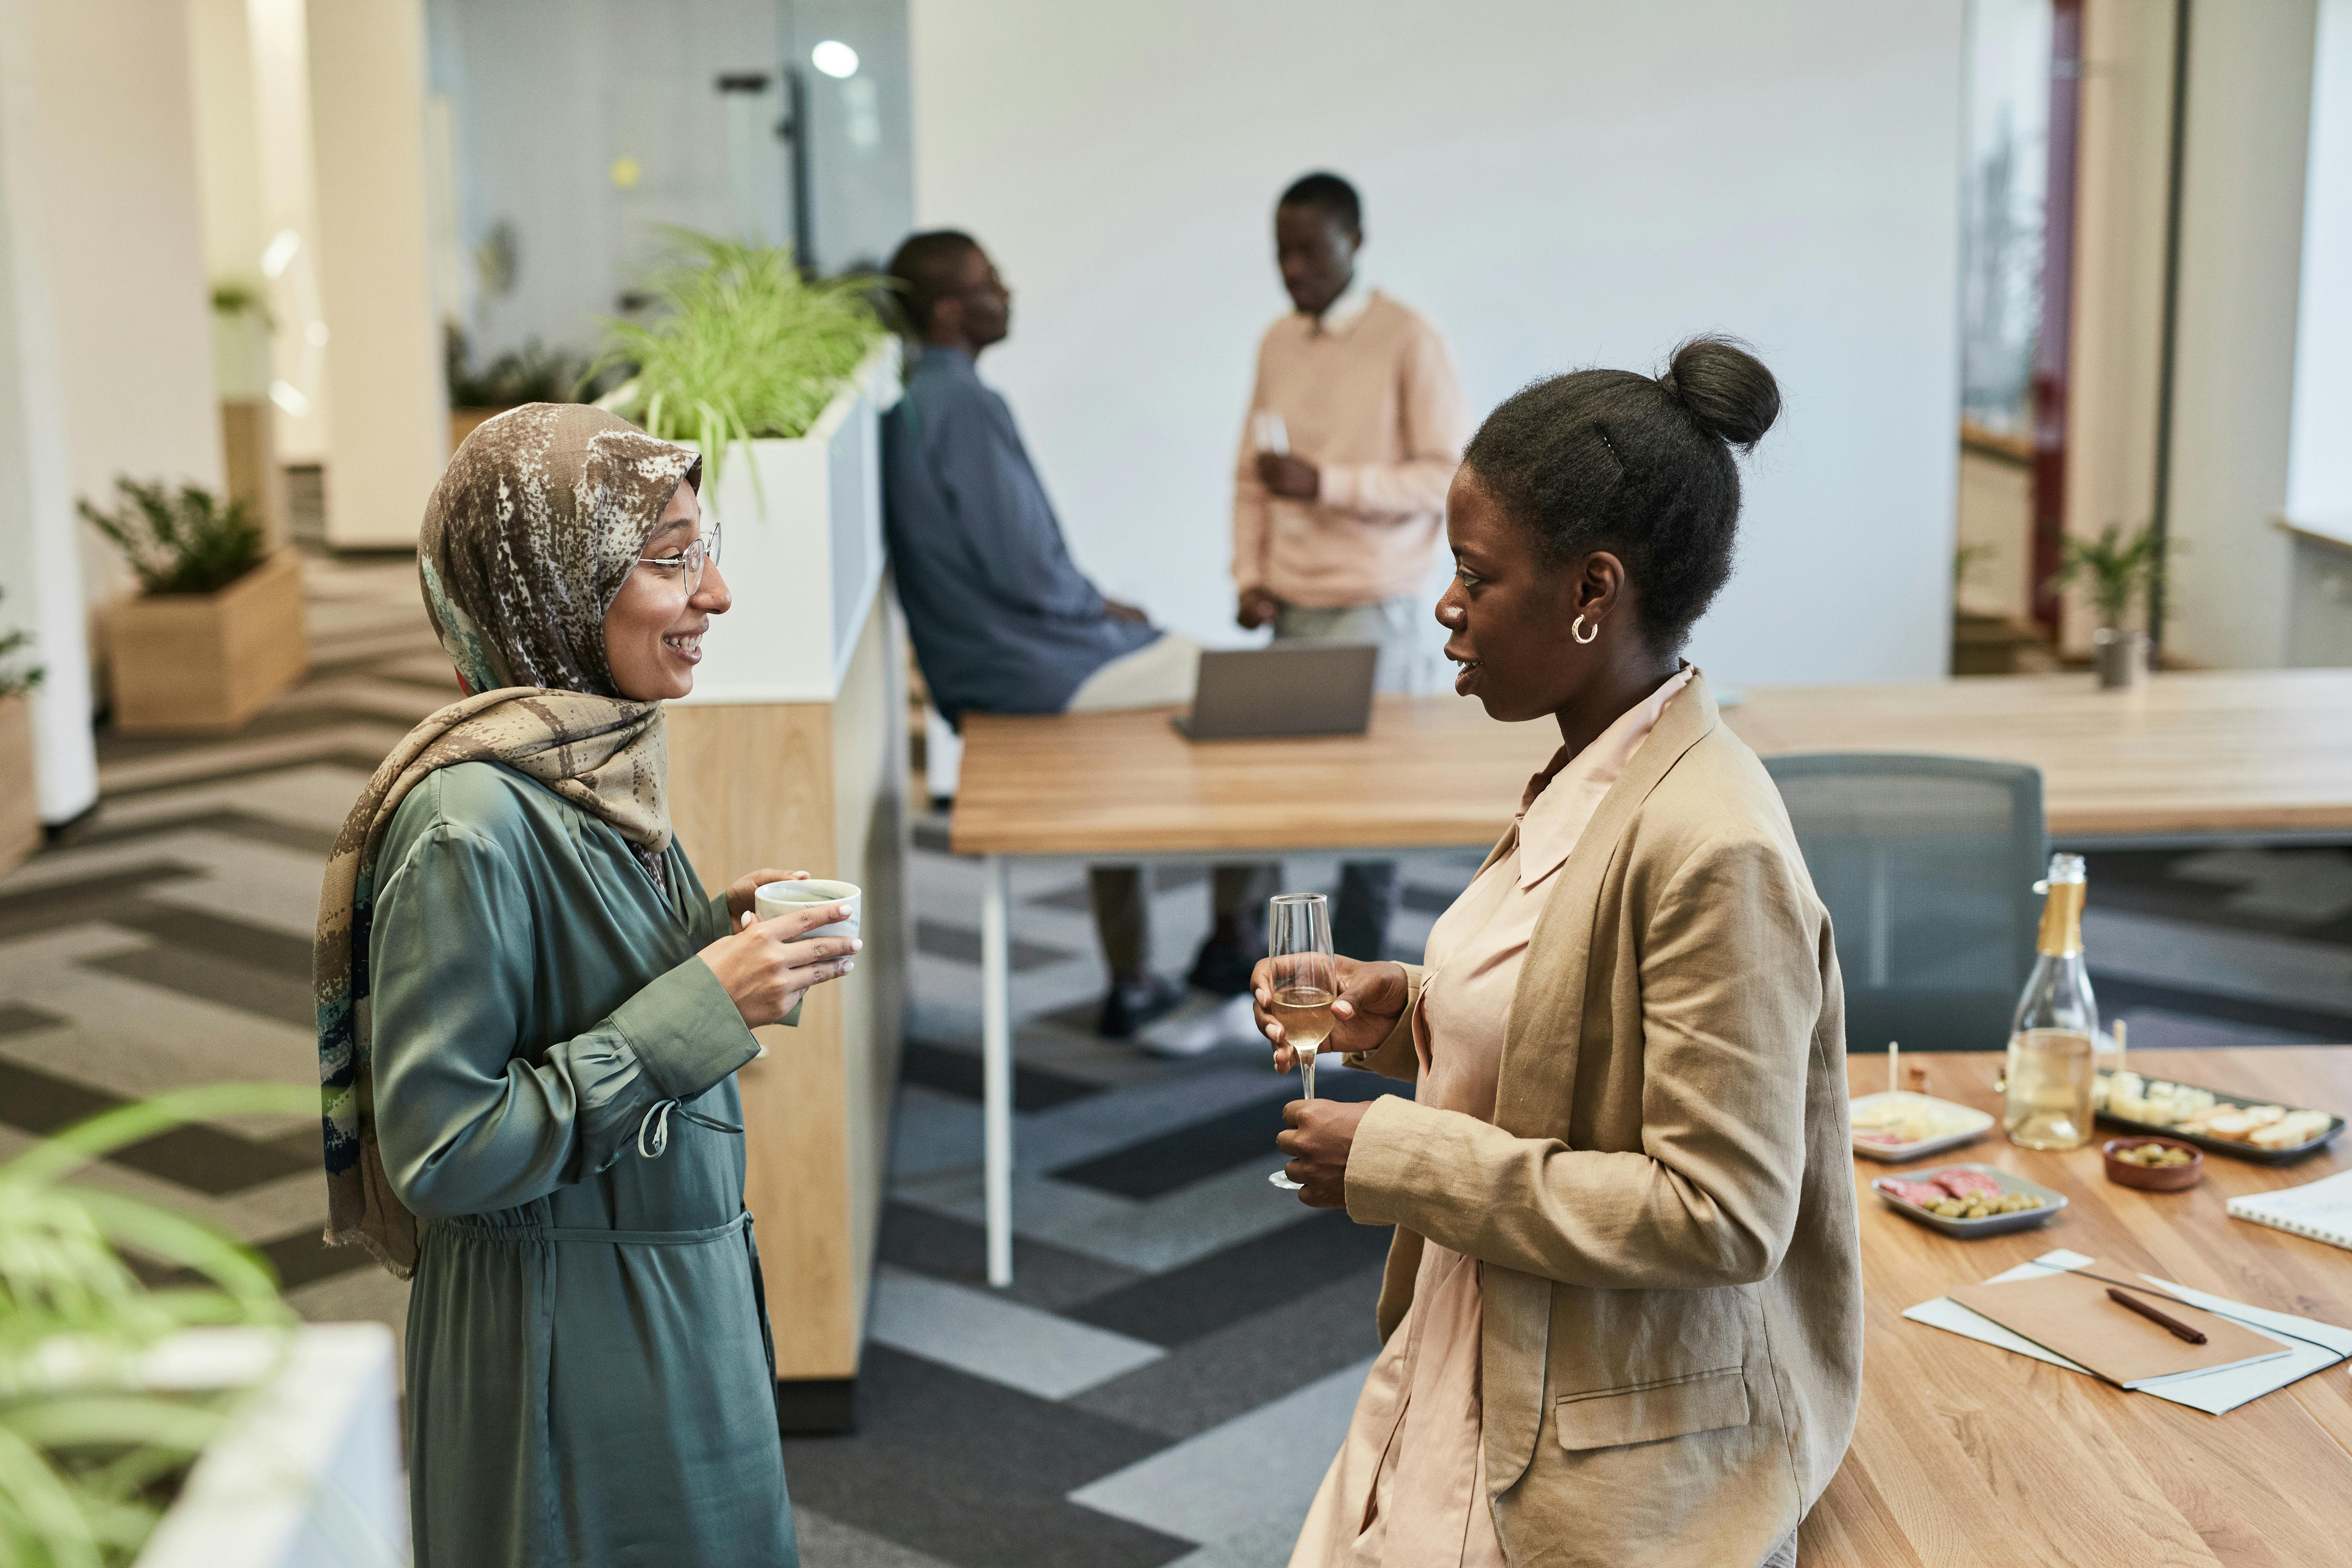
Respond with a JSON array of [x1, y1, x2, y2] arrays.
[[876, 1201, 1144, 1312], [780, 1346, 1192, 1568], [916, 916, 1076, 973], [83, 939, 314, 1029], [1067, 1355, 1372, 1549], [899, 1038, 1104, 1110], [1069, 1266, 1386, 1439], [1069, 1210, 1395, 1349], [866, 1265, 1165, 1399], [893, 1158, 1325, 1276], [794, 1506, 965, 1568]]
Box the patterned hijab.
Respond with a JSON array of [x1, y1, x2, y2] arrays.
[[314, 404, 701, 1276]]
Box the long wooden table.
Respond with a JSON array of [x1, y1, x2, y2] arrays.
[[1811, 1048, 2352, 1567], [951, 671, 2352, 1282]]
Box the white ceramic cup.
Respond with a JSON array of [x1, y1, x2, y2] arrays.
[[754, 877, 861, 942]]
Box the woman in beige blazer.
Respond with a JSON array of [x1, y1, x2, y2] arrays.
[[1260, 338, 1861, 1568]]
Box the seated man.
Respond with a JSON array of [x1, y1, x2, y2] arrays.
[[883, 229, 1213, 1038]]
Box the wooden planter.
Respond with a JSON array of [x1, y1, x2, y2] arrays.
[[451, 406, 504, 453], [0, 691, 37, 873], [105, 551, 308, 734]]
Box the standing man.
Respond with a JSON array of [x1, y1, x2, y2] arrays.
[[1222, 171, 1468, 968], [882, 230, 1198, 1037]]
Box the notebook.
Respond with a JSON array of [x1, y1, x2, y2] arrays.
[[1946, 1270, 2289, 1388], [1904, 1250, 2352, 1415], [2228, 1169, 2352, 1252]]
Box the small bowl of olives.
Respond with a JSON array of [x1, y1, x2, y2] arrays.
[[2102, 1136, 2203, 1192]]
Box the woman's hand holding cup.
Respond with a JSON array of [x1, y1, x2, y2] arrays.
[[699, 900, 860, 1029], [724, 867, 810, 924], [1252, 955, 1409, 1074]]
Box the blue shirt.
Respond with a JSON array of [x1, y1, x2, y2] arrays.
[[882, 346, 1157, 721]]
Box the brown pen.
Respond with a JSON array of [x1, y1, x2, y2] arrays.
[[2107, 1286, 2207, 1345]]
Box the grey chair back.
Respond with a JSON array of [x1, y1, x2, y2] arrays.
[[1762, 753, 2047, 1053]]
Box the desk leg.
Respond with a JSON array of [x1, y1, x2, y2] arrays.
[[981, 854, 1013, 1287]]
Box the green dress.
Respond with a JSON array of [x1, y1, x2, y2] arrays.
[[369, 759, 796, 1568]]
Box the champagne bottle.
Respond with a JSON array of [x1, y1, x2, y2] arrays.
[[2004, 853, 2101, 1150]]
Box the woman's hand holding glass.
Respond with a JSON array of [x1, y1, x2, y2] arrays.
[[699, 899, 860, 1029], [1252, 955, 1410, 1074]]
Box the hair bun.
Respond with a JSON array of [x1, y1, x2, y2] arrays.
[[1657, 335, 1778, 450]]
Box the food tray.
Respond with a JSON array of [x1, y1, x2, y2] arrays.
[[1849, 1091, 1994, 1163], [2094, 1071, 2345, 1165], [1870, 1163, 2067, 1238]]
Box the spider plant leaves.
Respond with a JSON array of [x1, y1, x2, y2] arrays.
[[2, 1397, 228, 1456], [1, 1085, 315, 1192], [0, 1418, 106, 1568], [594, 229, 885, 500], [74, 480, 265, 598], [0, 1087, 301, 1566]]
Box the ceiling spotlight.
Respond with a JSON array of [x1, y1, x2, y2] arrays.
[[810, 40, 858, 79]]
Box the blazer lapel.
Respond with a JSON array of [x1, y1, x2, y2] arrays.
[[1481, 672, 1723, 1501], [1491, 671, 1721, 1141]]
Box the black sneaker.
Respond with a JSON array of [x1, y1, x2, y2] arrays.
[[1186, 928, 1259, 997], [1098, 974, 1186, 1039]]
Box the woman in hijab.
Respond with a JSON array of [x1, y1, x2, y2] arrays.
[[314, 404, 852, 1567]]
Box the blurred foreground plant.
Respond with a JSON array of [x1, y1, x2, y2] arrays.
[[0, 1083, 312, 1568]]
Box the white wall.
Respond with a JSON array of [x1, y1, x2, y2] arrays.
[[29, 0, 226, 612], [307, 0, 448, 548], [428, 0, 794, 356], [0, 0, 97, 823], [2288, 0, 2352, 531], [909, 0, 1964, 685], [2165, 0, 2318, 669]]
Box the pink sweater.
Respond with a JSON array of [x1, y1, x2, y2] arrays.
[[1231, 289, 1469, 608]]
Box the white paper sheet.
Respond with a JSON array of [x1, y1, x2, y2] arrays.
[[1902, 1249, 2352, 1415]]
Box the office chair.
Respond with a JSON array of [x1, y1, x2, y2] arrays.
[[1762, 753, 2048, 1053]]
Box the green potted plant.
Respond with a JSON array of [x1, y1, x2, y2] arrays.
[[0, 587, 43, 873], [78, 480, 307, 734], [444, 329, 620, 453], [592, 231, 896, 702], [0, 1084, 405, 1567], [2050, 522, 2169, 690]]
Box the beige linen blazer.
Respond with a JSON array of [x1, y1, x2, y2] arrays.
[[1341, 671, 1861, 1568]]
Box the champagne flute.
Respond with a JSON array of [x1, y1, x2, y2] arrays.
[[1267, 893, 1336, 1190]]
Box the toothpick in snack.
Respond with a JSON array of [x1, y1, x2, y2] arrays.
[[2113, 1017, 2126, 1080], [1887, 1041, 1899, 1098]]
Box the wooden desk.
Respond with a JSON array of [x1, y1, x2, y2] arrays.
[[953, 669, 2352, 855], [1729, 669, 2352, 840], [1811, 1048, 2352, 1567], [950, 670, 2352, 1282]]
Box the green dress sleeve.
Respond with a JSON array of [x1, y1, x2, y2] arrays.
[[370, 819, 759, 1221]]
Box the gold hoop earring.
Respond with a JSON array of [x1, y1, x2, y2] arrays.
[[1572, 615, 1599, 645]]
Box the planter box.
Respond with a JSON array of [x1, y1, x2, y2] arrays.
[[667, 338, 907, 1426], [105, 550, 309, 734], [450, 406, 503, 453], [133, 1324, 407, 1568], [679, 338, 898, 704], [0, 691, 37, 873]]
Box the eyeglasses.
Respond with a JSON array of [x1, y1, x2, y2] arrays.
[[636, 521, 722, 596]]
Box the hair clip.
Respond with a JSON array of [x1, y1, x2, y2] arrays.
[[1593, 424, 1627, 471]]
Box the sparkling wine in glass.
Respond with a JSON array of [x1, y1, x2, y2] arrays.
[[1267, 893, 1336, 1190]]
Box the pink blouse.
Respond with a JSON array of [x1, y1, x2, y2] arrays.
[[1290, 668, 1694, 1567]]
